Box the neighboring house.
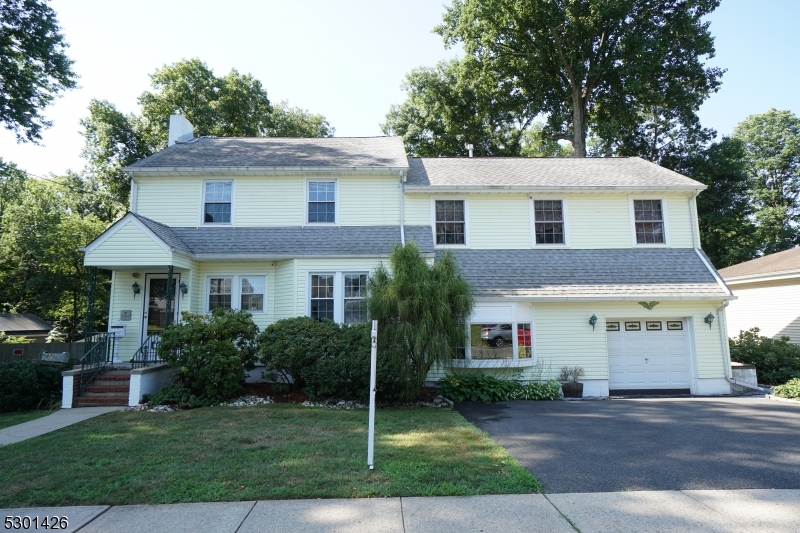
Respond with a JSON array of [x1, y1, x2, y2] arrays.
[[719, 247, 800, 344], [0, 313, 53, 342], [82, 116, 735, 396]]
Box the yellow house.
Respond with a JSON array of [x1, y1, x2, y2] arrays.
[[81, 116, 736, 399]]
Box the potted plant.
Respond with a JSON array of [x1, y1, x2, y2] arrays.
[[559, 366, 584, 398]]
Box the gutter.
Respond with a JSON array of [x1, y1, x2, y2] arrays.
[[403, 185, 708, 194], [472, 295, 735, 303], [723, 269, 800, 284], [121, 165, 410, 176], [128, 171, 138, 213], [399, 171, 406, 245]]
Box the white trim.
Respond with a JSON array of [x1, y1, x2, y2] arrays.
[[404, 185, 707, 193], [307, 271, 336, 321], [473, 295, 734, 302], [123, 166, 410, 176], [199, 179, 235, 227], [306, 270, 369, 324], [694, 248, 733, 296], [431, 197, 469, 248], [723, 269, 800, 284], [530, 197, 570, 248], [203, 274, 267, 314], [462, 302, 536, 366], [629, 196, 670, 247], [304, 178, 339, 226], [84, 214, 172, 255]]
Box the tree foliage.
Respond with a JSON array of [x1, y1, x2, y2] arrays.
[[436, 0, 723, 156], [0, 0, 77, 142], [733, 108, 800, 255], [367, 243, 474, 398], [382, 58, 537, 157], [666, 137, 759, 268]]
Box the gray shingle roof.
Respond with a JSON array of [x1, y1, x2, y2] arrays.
[[407, 157, 704, 189], [441, 248, 728, 298], [0, 313, 52, 334], [126, 137, 409, 170], [719, 247, 800, 280], [129, 213, 433, 257]]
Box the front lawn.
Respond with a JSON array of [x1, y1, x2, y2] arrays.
[[0, 411, 51, 431], [0, 405, 540, 507]]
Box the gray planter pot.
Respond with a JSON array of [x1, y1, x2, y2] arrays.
[[561, 382, 583, 398]]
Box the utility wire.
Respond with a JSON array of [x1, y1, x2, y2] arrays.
[[23, 171, 120, 202]]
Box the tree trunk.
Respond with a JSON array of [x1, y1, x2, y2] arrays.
[[571, 88, 587, 157]]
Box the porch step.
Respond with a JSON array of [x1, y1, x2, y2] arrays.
[[84, 384, 130, 393], [74, 395, 129, 406]]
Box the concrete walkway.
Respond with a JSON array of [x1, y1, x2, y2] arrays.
[[1, 490, 797, 533], [0, 407, 124, 446]]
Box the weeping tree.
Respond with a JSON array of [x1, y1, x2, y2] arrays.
[[367, 243, 474, 399]]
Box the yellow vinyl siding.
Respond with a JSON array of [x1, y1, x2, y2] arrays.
[[664, 196, 694, 248], [469, 195, 531, 249], [404, 195, 430, 225], [339, 176, 400, 226], [236, 177, 304, 227], [725, 279, 800, 344], [86, 221, 171, 266], [196, 262, 277, 331], [135, 177, 199, 226], [565, 195, 631, 248], [273, 260, 296, 321]]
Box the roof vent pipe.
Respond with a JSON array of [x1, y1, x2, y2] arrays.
[[465, 143, 474, 158], [168, 114, 195, 146]]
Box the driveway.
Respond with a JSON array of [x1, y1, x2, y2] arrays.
[[456, 397, 800, 493]]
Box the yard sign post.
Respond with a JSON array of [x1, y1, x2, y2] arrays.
[[368, 319, 378, 470]]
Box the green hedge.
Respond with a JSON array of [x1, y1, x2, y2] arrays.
[[257, 317, 406, 404], [0, 361, 63, 412], [773, 378, 800, 400], [729, 328, 800, 385], [438, 372, 561, 402]]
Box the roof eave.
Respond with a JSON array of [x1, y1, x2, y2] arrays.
[[722, 269, 800, 284], [403, 184, 707, 193], [123, 166, 410, 176], [473, 294, 735, 302]]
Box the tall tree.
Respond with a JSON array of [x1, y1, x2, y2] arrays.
[[382, 58, 537, 156], [269, 101, 334, 138], [0, 158, 27, 230], [668, 137, 758, 268], [733, 109, 800, 255], [437, 0, 724, 156], [0, 0, 77, 142]]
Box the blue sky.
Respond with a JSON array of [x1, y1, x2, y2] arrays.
[[2, 0, 798, 177]]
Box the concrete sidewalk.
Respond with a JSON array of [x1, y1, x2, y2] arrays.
[[0, 407, 124, 446], [1, 490, 797, 533]]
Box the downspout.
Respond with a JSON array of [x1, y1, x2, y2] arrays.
[[399, 171, 406, 245], [688, 189, 700, 249], [128, 171, 138, 213]]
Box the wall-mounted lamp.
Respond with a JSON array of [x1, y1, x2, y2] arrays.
[[179, 281, 188, 295], [589, 314, 598, 331], [132, 281, 141, 299], [704, 312, 715, 328]]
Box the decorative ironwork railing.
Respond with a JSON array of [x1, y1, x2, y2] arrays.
[[79, 332, 115, 396], [131, 332, 164, 369]]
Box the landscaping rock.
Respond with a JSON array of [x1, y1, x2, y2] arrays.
[[219, 395, 274, 407]]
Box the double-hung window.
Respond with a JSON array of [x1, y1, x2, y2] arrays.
[[533, 200, 565, 244], [633, 199, 665, 244], [308, 181, 336, 223], [207, 275, 266, 313], [204, 181, 232, 224], [309, 272, 368, 323], [435, 200, 466, 245]]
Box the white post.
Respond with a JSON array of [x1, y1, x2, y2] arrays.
[[367, 319, 378, 470]]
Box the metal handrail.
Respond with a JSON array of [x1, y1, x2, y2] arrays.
[[131, 332, 164, 369], [79, 332, 114, 396]]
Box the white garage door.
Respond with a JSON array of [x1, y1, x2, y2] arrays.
[[607, 319, 691, 393]]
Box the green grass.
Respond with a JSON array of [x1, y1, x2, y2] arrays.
[[0, 411, 52, 430], [0, 405, 540, 507]]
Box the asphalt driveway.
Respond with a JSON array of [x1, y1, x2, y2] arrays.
[[456, 397, 800, 493]]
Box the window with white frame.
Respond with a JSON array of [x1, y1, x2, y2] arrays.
[[204, 181, 232, 224], [309, 271, 369, 323], [207, 275, 266, 313], [308, 181, 336, 223], [468, 322, 533, 361], [343, 274, 368, 324], [533, 200, 565, 244], [309, 274, 335, 320], [633, 199, 665, 244], [435, 200, 465, 245]]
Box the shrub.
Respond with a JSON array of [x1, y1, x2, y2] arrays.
[[158, 308, 259, 403], [508, 380, 562, 400], [0, 360, 62, 412], [258, 318, 407, 404], [145, 383, 213, 409], [438, 372, 520, 402], [729, 328, 800, 385], [772, 378, 800, 400]]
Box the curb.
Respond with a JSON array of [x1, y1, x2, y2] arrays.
[[765, 394, 800, 406]]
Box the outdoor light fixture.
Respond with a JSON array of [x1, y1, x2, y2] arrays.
[[132, 281, 141, 298], [704, 312, 715, 328], [180, 281, 188, 295], [589, 314, 598, 331]]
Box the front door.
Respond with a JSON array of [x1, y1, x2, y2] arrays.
[[142, 274, 180, 343]]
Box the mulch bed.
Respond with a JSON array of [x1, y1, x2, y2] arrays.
[[242, 383, 441, 404]]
